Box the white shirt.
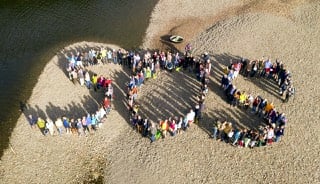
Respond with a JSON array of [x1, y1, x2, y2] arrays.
[[267, 129, 274, 139], [46, 119, 54, 129], [55, 119, 63, 128], [187, 111, 195, 121], [264, 60, 272, 69]]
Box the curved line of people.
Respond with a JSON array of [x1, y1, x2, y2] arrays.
[[124, 48, 289, 148], [28, 102, 111, 137], [224, 57, 295, 102], [41, 47, 290, 147], [28, 60, 114, 136], [126, 50, 211, 143], [215, 66, 288, 148]]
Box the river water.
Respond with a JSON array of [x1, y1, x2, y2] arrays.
[[0, 0, 157, 156]]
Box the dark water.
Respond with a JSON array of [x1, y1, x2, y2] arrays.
[[0, 0, 157, 157]]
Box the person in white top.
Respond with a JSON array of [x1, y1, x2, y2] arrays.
[[267, 126, 275, 145], [176, 116, 183, 134], [84, 71, 92, 89], [55, 118, 63, 136], [46, 118, 55, 136], [262, 58, 272, 77], [186, 109, 195, 128]]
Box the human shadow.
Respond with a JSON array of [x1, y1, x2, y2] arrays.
[[92, 67, 132, 125], [6, 46, 289, 160], [18, 94, 104, 137], [141, 71, 199, 122], [109, 68, 199, 132], [211, 53, 284, 100], [189, 52, 287, 137]]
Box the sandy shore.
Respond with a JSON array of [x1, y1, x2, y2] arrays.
[[110, 0, 320, 183], [1, 0, 320, 183], [0, 42, 131, 183]]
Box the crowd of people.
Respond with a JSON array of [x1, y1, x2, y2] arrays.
[[126, 48, 213, 142], [27, 102, 110, 137], [215, 57, 290, 147], [29, 45, 292, 148], [26, 48, 117, 136], [224, 57, 295, 102], [123, 47, 291, 147]]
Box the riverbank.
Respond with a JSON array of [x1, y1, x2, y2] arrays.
[[109, 0, 320, 183], [0, 42, 131, 183], [1, 0, 320, 183]]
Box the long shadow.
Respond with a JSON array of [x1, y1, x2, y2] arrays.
[[19, 94, 103, 136], [5, 46, 291, 161], [98, 68, 132, 125], [211, 52, 284, 100], [137, 71, 200, 123], [104, 53, 200, 129], [190, 52, 287, 137], [105, 50, 282, 139]]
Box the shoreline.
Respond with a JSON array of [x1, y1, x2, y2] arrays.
[[108, 0, 320, 183], [0, 41, 130, 183], [1, 0, 320, 183]]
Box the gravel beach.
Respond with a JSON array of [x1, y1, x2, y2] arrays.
[[1, 1, 320, 183]]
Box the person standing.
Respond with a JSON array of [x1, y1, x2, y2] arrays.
[[91, 114, 97, 131], [186, 109, 195, 128], [275, 126, 285, 142], [148, 122, 157, 143], [37, 117, 46, 135], [91, 74, 98, 91], [86, 114, 92, 133], [267, 126, 275, 145], [55, 118, 64, 136], [62, 116, 71, 134], [84, 71, 92, 89], [46, 118, 55, 136], [211, 119, 220, 140], [107, 49, 112, 63], [28, 115, 37, 129]]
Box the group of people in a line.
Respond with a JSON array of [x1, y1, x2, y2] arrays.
[[211, 119, 285, 148], [26, 51, 117, 136], [27, 103, 110, 137], [65, 47, 129, 67], [65, 50, 115, 95], [225, 57, 295, 102], [123, 47, 290, 147], [217, 60, 289, 147], [126, 50, 211, 142], [29, 45, 292, 148]]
